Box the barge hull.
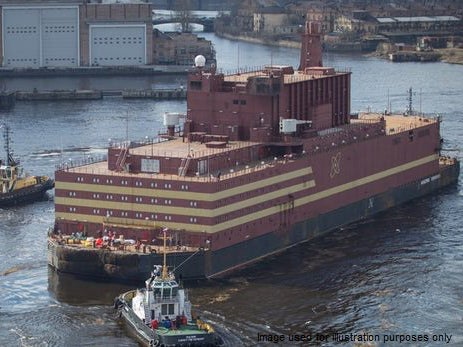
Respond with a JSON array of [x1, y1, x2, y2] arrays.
[[206, 162, 459, 278], [48, 162, 459, 281]]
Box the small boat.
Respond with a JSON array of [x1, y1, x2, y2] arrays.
[[115, 229, 222, 347], [0, 124, 54, 207]]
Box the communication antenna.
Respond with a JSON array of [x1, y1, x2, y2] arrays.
[[419, 88, 422, 115], [60, 136, 64, 165], [406, 87, 413, 116], [387, 88, 390, 114], [237, 43, 240, 73], [126, 110, 129, 142]]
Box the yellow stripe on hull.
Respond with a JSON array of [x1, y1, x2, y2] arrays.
[[56, 154, 437, 233], [55, 167, 313, 201]]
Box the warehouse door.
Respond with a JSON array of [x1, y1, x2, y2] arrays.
[[41, 8, 79, 67], [90, 25, 146, 66], [2, 7, 79, 68], [2, 8, 41, 67]]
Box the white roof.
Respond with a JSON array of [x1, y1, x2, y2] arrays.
[[377, 16, 460, 23], [377, 18, 396, 23]]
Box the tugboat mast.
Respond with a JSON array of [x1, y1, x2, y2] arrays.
[[2, 124, 16, 166], [162, 227, 168, 280]]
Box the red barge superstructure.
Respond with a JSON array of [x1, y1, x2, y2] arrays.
[[48, 22, 459, 281]]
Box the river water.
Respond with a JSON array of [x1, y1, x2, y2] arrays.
[[0, 33, 462, 346]]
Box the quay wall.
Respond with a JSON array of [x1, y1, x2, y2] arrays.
[[12, 89, 187, 101], [16, 90, 103, 101], [0, 66, 188, 78]]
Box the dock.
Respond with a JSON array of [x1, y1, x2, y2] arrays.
[[16, 89, 103, 101], [122, 88, 186, 99], [0, 91, 15, 110], [12, 88, 187, 101], [0, 65, 189, 78], [388, 51, 441, 62]]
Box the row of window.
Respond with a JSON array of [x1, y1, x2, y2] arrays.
[[93, 36, 142, 41], [5, 26, 37, 30], [78, 177, 182, 190], [68, 204, 272, 225], [7, 58, 75, 63], [6, 30, 37, 34], [93, 57, 143, 62], [67, 203, 281, 225], [6, 26, 75, 34], [93, 41, 142, 45], [44, 29, 75, 33], [110, 210, 168, 221], [161, 304, 175, 316], [68, 191, 198, 206], [45, 26, 74, 30], [45, 58, 76, 62], [67, 208, 277, 227], [7, 58, 37, 63], [67, 207, 196, 222]]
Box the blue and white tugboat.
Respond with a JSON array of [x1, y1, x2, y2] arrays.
[[115, 230, 221, 347]]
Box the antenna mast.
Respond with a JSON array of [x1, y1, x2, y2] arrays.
[[2, 124, 15, 165], [237, 44, 240, 73], [162, 227, 168, 280], [406, 87, 413, 116], [126, 111, 129, 142]]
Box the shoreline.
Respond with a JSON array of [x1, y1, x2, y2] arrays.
[[216, 32, 463, 65], [215, 32, 301, 49], [0, 88, 186, 105], [1, 36, 461, 80], [370, 48, 463, 65]]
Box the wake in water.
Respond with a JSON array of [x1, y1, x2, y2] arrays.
[[1, 261, 47, 276], [10, 327, 38, 347]]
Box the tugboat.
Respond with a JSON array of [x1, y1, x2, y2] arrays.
[[0, 124, 54, 207], [115, 229, 221, 347]]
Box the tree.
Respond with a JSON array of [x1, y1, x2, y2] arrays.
[[173, 0, 192, 32]]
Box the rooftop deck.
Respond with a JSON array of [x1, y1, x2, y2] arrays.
[[126, 137, 257, 159], [223, 67, 347, 84], [357, 112, 438, 135], [59, 113, 438, 181]]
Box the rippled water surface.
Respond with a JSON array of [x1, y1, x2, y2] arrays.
[[0, 33, 462, 346]]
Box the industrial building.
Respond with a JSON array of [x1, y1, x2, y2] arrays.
[[0, 0, 153, 68]]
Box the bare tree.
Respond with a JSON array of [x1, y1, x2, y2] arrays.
[[173, 0, 192, 32]]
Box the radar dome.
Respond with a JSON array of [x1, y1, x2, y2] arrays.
[[194, 55, 206, 68]]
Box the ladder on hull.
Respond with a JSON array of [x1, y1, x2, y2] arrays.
[[178, 156, 191, 176], [116, 142, 129, 171]]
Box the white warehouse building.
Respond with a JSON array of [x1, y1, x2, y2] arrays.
[[2, 5, 79, 67], [0, 0, 153, 68]]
